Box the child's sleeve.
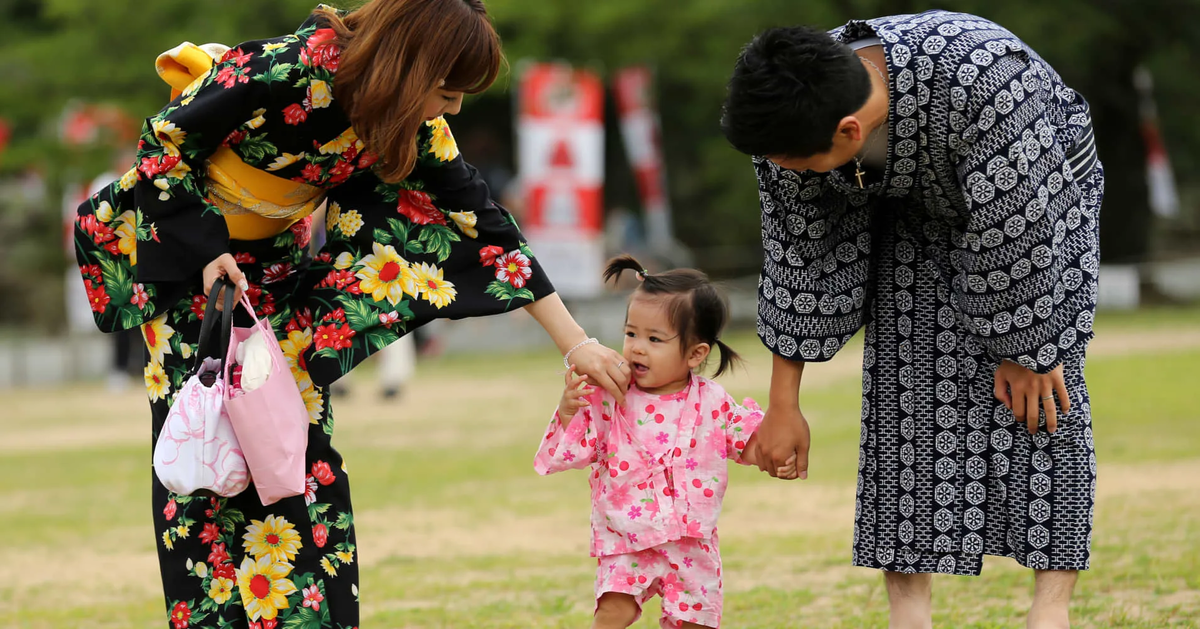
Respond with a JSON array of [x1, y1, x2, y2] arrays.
[[723, 394, 765, 465], [534, 399, 601, 475]]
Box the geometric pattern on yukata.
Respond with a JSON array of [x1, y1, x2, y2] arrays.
[[754, 10, 1101, 576]]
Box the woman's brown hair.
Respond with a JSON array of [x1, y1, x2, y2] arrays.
[[315, 0, 502, 183]]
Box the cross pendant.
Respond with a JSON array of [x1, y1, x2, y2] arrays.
[[854, 164, 866, 189]]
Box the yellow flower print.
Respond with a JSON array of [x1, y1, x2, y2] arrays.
[[448, 211, 478, 238], [337, 209, 364, 237], [180, 343, 193, 359], [333, 252, 356, 270], [236, 556, 297, 622], [336, 550, 354, 565], [295, 372, 324, 425], [114, 211, 138, 266], [243, 515, 303, 563], [145, 361, 170, 402], [356, 242, 418, 306], [194, 562, 208, 579], [119, 167, 138, 191], [309, 79, 333, 109], [278, 328, 312, 380], [180, 95, 195, 107], [246, 108, 268, 130], [426, 117, 460, 162], [319, 127, 357, 155], [262, 42, 286, 53], [321, 557, 337, 577], [95, 201, 114, 223], [209, 576, 234, 605], [167, 160, 192, 180], [142, 315, 175, 366], [175, 524, 190, 539], [162, 530, 174, 551], [412, 262, 457, 309], [266, 152, 306, 172], [325, 201, 341, 233], [153, 119, 187, 157]]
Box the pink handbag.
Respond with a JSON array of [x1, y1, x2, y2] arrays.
[[153, 284, 251, 498], [223, 291, 311, 506]]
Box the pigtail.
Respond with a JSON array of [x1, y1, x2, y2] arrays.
[[709, 338, 743, 378], [603, 254, 649, 285]]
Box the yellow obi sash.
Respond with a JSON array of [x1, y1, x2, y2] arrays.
[[155, 42, 325, 241]]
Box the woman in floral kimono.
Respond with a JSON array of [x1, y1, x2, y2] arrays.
[[74, 2, 630, 627]]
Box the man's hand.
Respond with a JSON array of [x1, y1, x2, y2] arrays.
[[752, 405, 810, 480], [994, 361, 1070, 434]]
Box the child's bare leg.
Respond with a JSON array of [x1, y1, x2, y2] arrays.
[[1027, 570, 1076, 629], [884, 571, 933, 629], [592, 592, 639, 629]]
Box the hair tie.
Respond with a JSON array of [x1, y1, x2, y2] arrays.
[[635, 269, 648, 281]]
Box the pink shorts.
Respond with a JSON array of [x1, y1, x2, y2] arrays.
[[595, 536, 722, 628]]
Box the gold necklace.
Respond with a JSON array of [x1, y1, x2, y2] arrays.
[[854, 55, 887, 189]]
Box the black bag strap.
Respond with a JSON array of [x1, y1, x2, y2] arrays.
[[193, 279, 237, 374]]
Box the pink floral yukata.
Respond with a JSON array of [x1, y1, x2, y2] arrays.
[[534, 375, 764, 628]]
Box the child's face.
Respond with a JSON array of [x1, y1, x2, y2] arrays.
[[622, 295, 709, 395]]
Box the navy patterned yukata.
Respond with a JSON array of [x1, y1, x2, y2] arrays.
[[754, 10, 1102, 575]]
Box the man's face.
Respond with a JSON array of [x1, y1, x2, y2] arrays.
[[768, 116, 869, 174]]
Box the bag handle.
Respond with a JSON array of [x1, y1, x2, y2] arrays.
[[192, 279, 236, 374], [222, 292, 287, 387]]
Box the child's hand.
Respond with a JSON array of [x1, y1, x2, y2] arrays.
[[557, 366, 595, 426], [775, 454, 799, 480]]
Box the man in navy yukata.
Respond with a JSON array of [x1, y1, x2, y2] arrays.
[[721, 10, 1102, 629]]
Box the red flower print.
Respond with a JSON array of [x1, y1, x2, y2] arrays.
[[379, 311, 400, 327], [300, 28, 341, 71], [220, 47, 253, 67], [234, 252, 256, 265], [262, 262, 293, 285], [300, 162, 324, 183], [139, 154, 180, 177], [79, 215, 116, 245], [328, 160, 355, 184], [302, 584, 325, 611], [494, 251, 533, 288], [314, 323, 340, 351], [249, 619, 279, 629], [103, 238, 123, 257], [291, 215, 313, 249], [86, 280, 111, 314], [208, 542, 231, 566], [322, 307, 347, 323], [130, 283, 150, 309], [304, 474, 318, 505], [213, 562, 235, 582], [287, 308, 314, 333], [163, 499, 177, 521], [396, 189, 445, 225], [478, 245, 504, 267], [312, 523, 328, 548], [222, 129, 248, 147], [199, 522, 221, 545], [80, 264, 102, 282], [627, 505, 642, 520], [341, 143, 359, 163], [311, 461, 336, 486], [190, 294, 207, 320], [282, 103, 308, 126], [358, 150, 379, 169], [215, 65, 249, 89], [332, 324, 355, 350], [318, 269, 360, 294], [170, 601, 191, 629]]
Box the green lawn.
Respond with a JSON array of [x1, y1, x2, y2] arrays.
[[2, 307, 1199, 628]]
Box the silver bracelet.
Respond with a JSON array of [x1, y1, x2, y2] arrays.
[[563, 337, 598, 369]]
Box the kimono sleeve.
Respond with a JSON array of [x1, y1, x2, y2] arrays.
[[721, 393, 765, 465], [301, 118, 557, 386], [755, 157, 872, 362], [950, 52, 1101, 373], [130, 46, 277, 284], [534, 403, 600, 475]]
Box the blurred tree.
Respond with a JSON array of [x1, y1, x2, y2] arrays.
[[0, 0, 1196, 328]]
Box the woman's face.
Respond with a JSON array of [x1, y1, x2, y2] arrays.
[[424, 89, 464, 121]]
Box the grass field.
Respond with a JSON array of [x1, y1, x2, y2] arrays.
[[2, 307, 1199, 628]]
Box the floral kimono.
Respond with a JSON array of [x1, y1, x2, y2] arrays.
[[74, 8, 552, 628]]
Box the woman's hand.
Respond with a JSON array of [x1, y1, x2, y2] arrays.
[[569, 341, 631, 405], [994, 361, 1070, 434], [202, 253, 249, 311]]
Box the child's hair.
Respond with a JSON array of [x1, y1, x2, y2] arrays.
[[603, 255, 742, 377]]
